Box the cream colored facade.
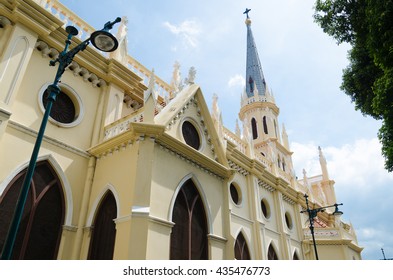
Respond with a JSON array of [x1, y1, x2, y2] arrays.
[[0, 0, 362, 260]]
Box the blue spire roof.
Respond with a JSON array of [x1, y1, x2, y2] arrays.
[[244, 10, 266, 97]]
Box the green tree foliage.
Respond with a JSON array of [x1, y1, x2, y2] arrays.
[[314, 0, 393, 171]]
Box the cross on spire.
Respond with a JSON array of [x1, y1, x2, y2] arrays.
[[243, 8, 251, 18]]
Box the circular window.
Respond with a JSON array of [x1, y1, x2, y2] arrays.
[[182, 120, 201, 150], [38, 83, 83, 127], [43, 90, 75, 124], [230, 183, 241, 205], [261, 198, 271, 219], [285, 212, 293, 230]]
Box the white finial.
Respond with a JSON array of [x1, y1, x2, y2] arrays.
[[170, 61, 181, 96], [110, 16, 129, 64], [235, 119, 241, 137], [143, 69, 157, 123], [282, 123, 290, 150], [212, 93, 221, 122], [319, 146, 330, 181], [185, 66, 196, 84], [144, 69, 156, 104]]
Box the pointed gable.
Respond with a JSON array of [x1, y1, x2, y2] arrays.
[[155, 84, 228, 166]]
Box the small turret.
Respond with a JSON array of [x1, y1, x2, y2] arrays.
[[143, 69, 157, 123], [282, 123, 290, 150], [319, 146, 329, 181]]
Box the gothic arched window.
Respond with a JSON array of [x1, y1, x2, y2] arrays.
[[263, 116, 268, 134], [170, 179, 208, 260], [274, 120, 278, 138], [251, 118, 258, 139], [88, 191, 117, 260], [268, 243, 279, 260], [234, 232, 251, 260], [0, 161, 65, 259]]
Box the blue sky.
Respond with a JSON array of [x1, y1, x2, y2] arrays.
[[59, 0, 393, 260]]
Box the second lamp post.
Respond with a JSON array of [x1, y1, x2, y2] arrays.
[[300, 193, 343, 260]]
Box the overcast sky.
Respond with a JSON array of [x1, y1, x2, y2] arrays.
[[59, 0, 393, 260]]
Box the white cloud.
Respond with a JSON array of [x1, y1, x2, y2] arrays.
[[228, 74, 245, 88], [291, 138, 393, 194], [291, 141, 320, 176], [163, 20, 201, 49]]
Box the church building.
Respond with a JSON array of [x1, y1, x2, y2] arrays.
[[0, 0, 362, 260]]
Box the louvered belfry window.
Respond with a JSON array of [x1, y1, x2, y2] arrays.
[[170, 179, 208, 260], [0, 161, 64, 259], [88, 191, 117, 260], [234, 232, 251, 260]]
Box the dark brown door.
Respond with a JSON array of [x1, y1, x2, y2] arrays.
[[0, 161, 65, 259], [170, 179, 208, 260], [88, 191, 117, 260]]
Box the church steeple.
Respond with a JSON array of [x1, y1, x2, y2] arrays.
[[239, 9, 296, 187], [244, 8, 266, 98]]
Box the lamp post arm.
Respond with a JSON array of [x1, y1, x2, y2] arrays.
[[313, 203, 343, 213], [49, 38, 90, 85], [103, 17, 121, 31]]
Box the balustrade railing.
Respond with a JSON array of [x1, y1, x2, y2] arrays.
[[103, 110, 144, 141], [223, 127, 247, 154], [34, 0, 173, 100]]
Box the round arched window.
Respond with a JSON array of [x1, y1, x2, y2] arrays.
[[261, 198, 271, 219], [38, 83, 84, 127], [182, 120, 201, 150], [230, 183, 241, 205]]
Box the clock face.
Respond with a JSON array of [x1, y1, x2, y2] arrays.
[[182, 121, 201, 150]]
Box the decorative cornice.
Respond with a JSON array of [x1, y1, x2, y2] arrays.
[[282, 194, 296, 205], [166, 96, 197, 129], [34, 40, 107, 88], [9, 120, 90, 158], [303, 238, 352, 246], [230, 210, 254, 225], [89, 123, 165, 158], [258, 179, 275, 192], [90, 121, 231, 179], [158, 141, 227, 181], [239, 100, 279, 120], [207, 234, 228, 244], [130, 206, 174, 228], [228, 160, 249, 176]]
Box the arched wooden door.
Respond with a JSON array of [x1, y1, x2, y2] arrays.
[[88, 191, 117, 260], [170, 179, 208, 260], [0, 161, 65, 259]]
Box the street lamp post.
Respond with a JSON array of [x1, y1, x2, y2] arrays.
[[300, 193, 343, 260], [381, 248, 393, 260], [0, 17, 121, 260]]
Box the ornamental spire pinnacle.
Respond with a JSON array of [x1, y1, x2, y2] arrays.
[[244, 9, 267, 97]]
